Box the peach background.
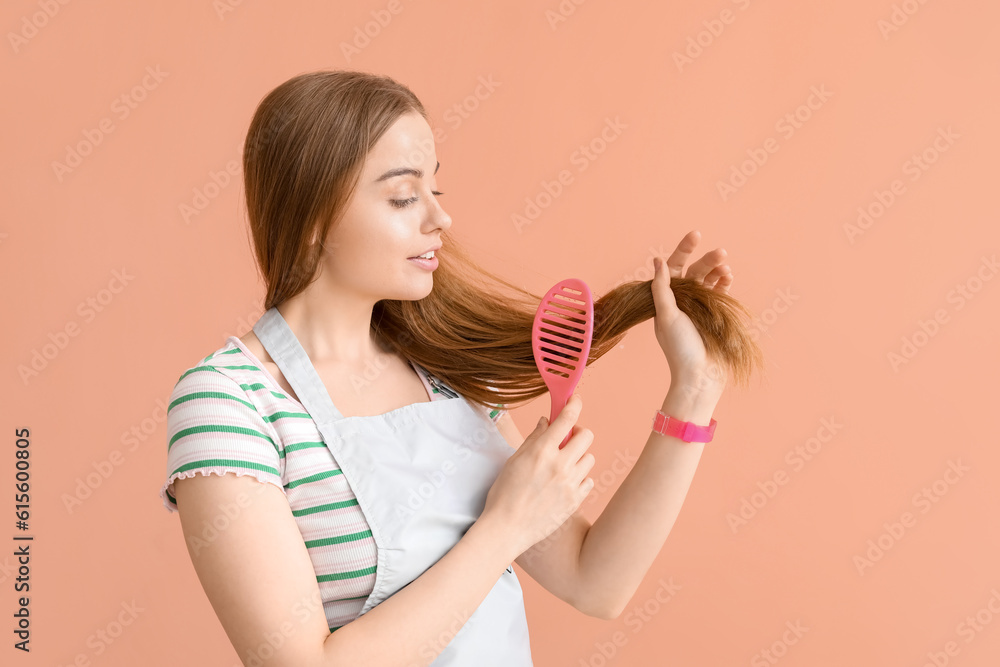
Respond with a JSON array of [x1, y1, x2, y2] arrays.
[[2, 0, 999, 665]]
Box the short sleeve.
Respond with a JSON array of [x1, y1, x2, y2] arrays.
[[483, 385, 506, 424], [159, 366, 285, 513]]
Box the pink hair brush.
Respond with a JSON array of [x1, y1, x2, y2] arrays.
[[531, 278, 594, 449]]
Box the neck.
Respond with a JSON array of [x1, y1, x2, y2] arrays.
[[276, 288, 387, 366]]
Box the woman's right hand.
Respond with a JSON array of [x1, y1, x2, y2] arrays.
[[481, 394, 596, 557]]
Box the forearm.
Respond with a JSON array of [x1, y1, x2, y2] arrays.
[[320, 516, 517, 667], [576, 380, 720, 618]]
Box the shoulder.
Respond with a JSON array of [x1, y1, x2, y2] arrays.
[[169, 337, 271, 403], [166, 338, 280, 453], [161, 338, 284, 513]]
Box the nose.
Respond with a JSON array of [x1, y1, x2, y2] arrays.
[[429, 192, 452, 232]]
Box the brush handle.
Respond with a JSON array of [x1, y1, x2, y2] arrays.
[[549, 385, 574, 449]]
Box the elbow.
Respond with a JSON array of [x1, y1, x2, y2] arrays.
[[574, 593, 623, 621], [596, 603, 624, 621], [585, 603, 623, 621]]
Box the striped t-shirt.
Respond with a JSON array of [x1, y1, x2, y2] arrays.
[[160, 336, 506, 633]]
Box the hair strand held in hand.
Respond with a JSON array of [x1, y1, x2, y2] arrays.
[[241, 69, 765, 416]]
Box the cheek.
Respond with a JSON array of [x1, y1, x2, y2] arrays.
[[337, 236, 406, 282], [328, 207, 413, 277]]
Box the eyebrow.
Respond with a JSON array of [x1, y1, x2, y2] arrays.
[[375, 160, 439, 182]]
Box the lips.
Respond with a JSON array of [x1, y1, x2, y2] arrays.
[[408, 243, 442, 259]]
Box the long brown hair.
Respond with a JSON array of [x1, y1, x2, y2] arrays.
[[242, 70, 765, 413]]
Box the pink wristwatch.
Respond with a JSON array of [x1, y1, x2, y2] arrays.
[[651, 409, 717, 443]]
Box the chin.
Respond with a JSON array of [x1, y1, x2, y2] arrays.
[[391, 280, 434, 302]]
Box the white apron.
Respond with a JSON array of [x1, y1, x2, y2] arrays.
[[253, 307, 533, 665]]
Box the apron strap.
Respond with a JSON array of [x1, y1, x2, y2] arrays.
[[252, 306, 345, 425]]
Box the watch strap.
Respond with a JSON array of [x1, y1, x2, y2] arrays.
[[652, 409, 717, 443]]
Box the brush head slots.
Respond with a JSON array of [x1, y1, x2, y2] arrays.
[[531, 278, 594, 389]]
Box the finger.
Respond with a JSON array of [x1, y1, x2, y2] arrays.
[[684, 248, 729, 283], [544, 393, 583, 449], [652, 256, 679, 320], [572, 451, 597, 490], [573, 449, 596, 477], [713, 271, 734, 294], [664, 230, 701, 278], [701, 263, 731, 289], [561, 423, 594, 465]]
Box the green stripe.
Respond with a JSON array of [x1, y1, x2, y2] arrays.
[[292, 498, 359, 517], [176, 366, 218, 383], [168, 424, 277, 453], [284, 468, 342, 489], [239, 381, 290, 400], [284, 440, 327, 455], [317, 564, 377, 583], [261, 410, 312, 423], [168, 458, 281, 478], [169, 390, 256, 413], [214, 364, 264, 371], [305, 529, 372, 549], [202, 347, 242, 363]]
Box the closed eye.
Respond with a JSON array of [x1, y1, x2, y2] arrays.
[[390, 191, 444, 209]]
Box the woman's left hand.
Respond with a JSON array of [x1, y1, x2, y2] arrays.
[[651, 229, 732, 394]]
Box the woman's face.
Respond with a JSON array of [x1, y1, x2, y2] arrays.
[[318, 111, 452, 303]]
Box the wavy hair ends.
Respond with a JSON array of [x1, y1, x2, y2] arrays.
[[241, 69, 765, 415]]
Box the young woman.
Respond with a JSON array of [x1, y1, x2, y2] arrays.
[[159, 70, 760, 667]]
